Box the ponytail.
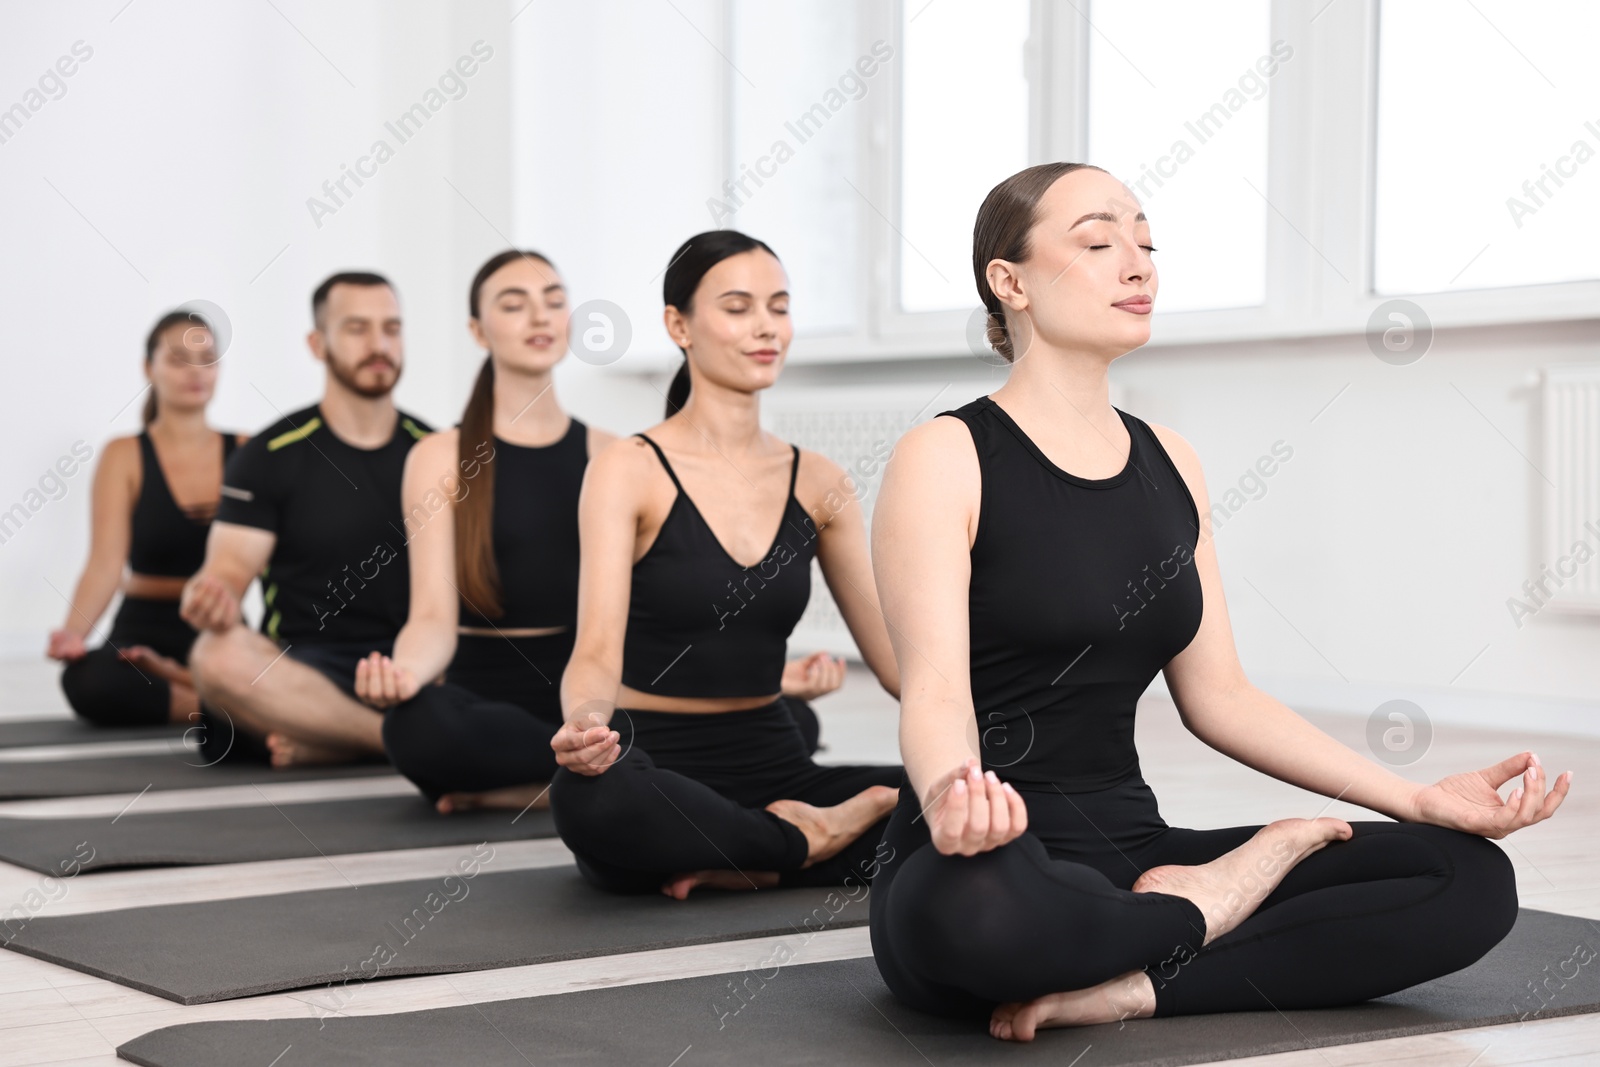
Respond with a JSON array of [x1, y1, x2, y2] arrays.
[[454, 355, 502, 618]]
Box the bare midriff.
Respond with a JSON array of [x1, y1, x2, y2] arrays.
[[612, 684, 782, 714], [124, 574, 188, 600]]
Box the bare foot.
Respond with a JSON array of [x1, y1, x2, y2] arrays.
[[1132, 817, 1352, 945], [991, 969, 1155, 1041], [436, 782, 551, 814], [265, 731, 365, 768], [765, 785, 899, 868], [660, 869, 780, 900]]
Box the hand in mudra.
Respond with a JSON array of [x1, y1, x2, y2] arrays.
[[353, 652, 419, 709], [781, 651, 846, 701], [1410, 751, 1570, 839], [923, 757, 1029, 856]]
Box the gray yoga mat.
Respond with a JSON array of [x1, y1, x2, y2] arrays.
[[117, 908, 1600, 1067], [0, 796, 555, 874], [0, 751, 394, 799], [0, 717, 188, 748], [5, 863, 868, 1004]]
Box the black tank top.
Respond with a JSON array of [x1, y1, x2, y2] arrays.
[[127, 430, 238, 578], [621, 434, 818, 698], [940, 395, 1203, 791], [460, 418, 588, 629]]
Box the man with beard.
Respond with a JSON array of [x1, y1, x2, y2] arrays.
[[180, 272, 433, 766]]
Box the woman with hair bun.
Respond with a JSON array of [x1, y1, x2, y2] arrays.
[[867, 162, 1561, 1040]]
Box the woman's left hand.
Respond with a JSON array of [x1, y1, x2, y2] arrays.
[[782, 651, 846, 701], [1409, 751, 1571, 839]]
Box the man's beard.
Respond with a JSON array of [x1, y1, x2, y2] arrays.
[[327, 352, 400, 398]]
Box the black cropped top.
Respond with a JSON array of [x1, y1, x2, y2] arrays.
[[459, 418, 588, 629], [127, 430, 238, 578], [620, 434, 818, 697], [940, 395, 1204, 792]]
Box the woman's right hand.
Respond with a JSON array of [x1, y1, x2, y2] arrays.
[[551, 715, 622, 776], [923, 757, 1028, 856], [46, 629, 87, 662], [353, 652, 419, 709]]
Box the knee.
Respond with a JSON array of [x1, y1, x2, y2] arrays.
[[884, 845, 1034, 976], [187, 628, 254, 699], [1451, 833, 1519, 941], [550, 761, 640, 843], [60, 655, 125, 724]]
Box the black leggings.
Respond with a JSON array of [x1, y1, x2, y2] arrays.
[[550, 699, 901, 894], [381, 633, 572, 801], [59, 597, 196, 726], [382, 632, 826, 802], [869, 773, 1519, 1018]]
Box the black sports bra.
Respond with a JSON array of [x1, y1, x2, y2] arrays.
[[940, 395, 1204, 791], [459, 418, 588, 629], [127, 430, 238, 578], [620, 434, 818, 698]]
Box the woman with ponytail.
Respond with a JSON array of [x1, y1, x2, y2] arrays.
[[49, 311, 243, 726], [548, 230, 903, 899], [355, 250, 618, 812]]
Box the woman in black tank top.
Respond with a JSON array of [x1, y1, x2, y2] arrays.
[[868, 164, 1566, 1039], [350, 249, 617, 812], [49, 310, 242, 727], [547, 230, 904, 898]]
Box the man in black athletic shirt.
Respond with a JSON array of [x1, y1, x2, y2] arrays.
[[180, 272, 432, 765]]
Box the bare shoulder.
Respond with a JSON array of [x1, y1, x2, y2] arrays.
[[588, 431, 658, 481], [889, 413, 979, 481], [584, 424, 621, 456], [1146, 422, 1204, 483], [100, 435, 141, 474], [408, 426, 460, 467]]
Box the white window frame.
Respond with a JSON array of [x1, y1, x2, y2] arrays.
[[738, 0, 1600, 368]]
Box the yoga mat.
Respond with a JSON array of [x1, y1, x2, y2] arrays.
[[0, 796, 555, 874], [0, 717, 188, 748], [117, 909, 1600, 1067], [6, 863, 870, 1004], [0, 752, 393, 799]]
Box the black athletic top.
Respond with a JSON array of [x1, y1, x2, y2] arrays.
[[127, 430, 239, 578], [459, 417, 588, 629], [621, 434, 818, 697], [216, 404, 432, 645], [939, 395, 1203, 792]]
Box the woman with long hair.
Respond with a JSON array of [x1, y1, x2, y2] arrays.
[[548, 230, 903, 898], [355, 249, 613, 812], [48, 311, 242, 726], [866, 162, 1565, 1040]]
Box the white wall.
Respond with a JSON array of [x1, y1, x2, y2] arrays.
[[4, 1, 1595, 737], [0, 0, 522, 657]]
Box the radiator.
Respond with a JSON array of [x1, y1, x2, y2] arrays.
[[1541, 363, 1600, 612]]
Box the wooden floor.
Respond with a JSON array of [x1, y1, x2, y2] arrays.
[[2, 659, 1598, 1066]]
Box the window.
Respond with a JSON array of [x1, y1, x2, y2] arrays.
[[1373, 0, 1600, 294], [727, 0, 865, 335], [1085, 0, 1273, 313], [898, 0, 1030, 313]]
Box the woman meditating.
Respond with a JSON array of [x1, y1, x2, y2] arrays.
[[549, 230, 903, 898], [866, 162, 1567, 1041]]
